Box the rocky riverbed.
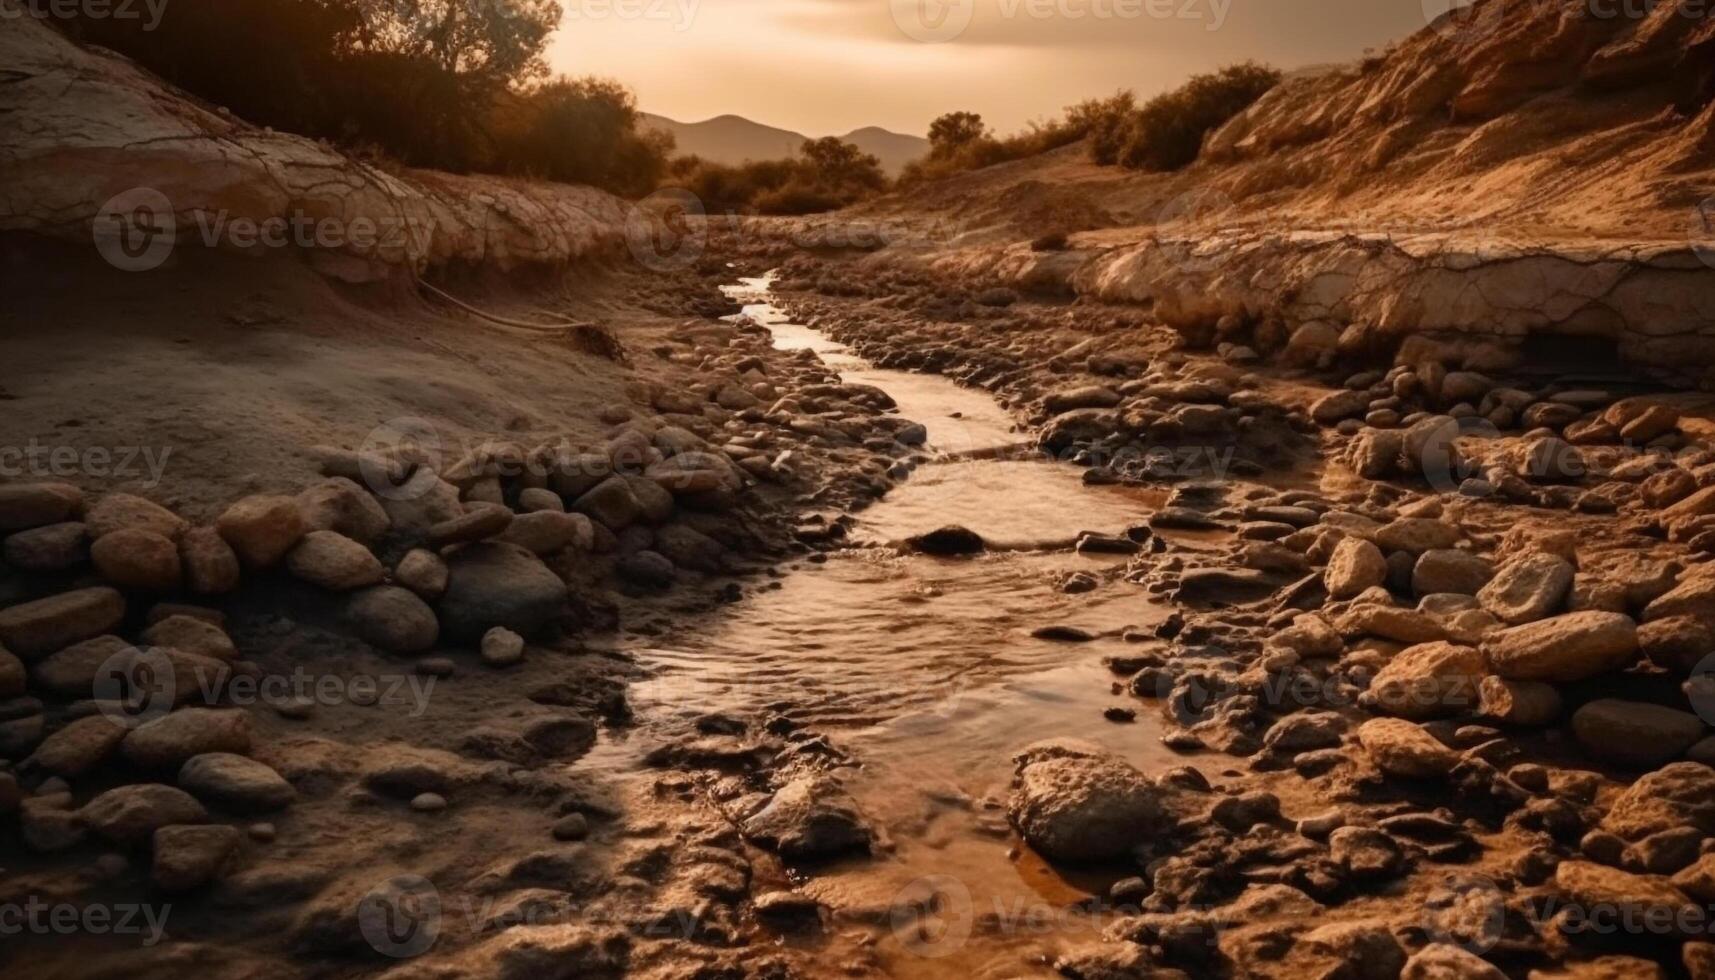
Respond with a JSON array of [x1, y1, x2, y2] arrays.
[[9, 237, 1715, 980]]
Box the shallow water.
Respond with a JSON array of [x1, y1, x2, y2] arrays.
[[596, 278, 1187, 976]]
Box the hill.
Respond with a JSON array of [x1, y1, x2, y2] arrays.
[[641, 112, 928, 175]]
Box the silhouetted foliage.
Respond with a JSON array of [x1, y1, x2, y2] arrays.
[[668, 138, 887, 215], [899, 95, 1134, 186], [1106, 63, 1281, 171], [58, 0, 674, 195]]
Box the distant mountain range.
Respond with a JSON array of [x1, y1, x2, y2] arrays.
[[640, 113, 929, 176]]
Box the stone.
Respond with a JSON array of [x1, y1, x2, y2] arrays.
[[0, 645, 22, 698], [1367, 641, 1485, 720], [32, 634, 133, 697], [179, 527, 242, 594], [428, 504, 513, 547], [1483, 611, 1638, 683], [1603, 764, 1715, 840], [1410, 549, 1494, 597], [1478, 676, 1562, 726], [1007, 741, 1165, 862], [517, 487, 565, 513], [0, 482, 81, 531], [496, 511, 593, 555], [345, 586, 439, 654], [1640, 616, 1715, 674], [1329, 826, 1403, 879], [141, 614, 238, 661], [1572, 700, 1705, 769], [0, 586, 125, 658], [379, 469, 464, 531], [216, 495, 309, 568], [1622, 405, 1680, 443], [572, 475, 642, 530], [1477, 553, 1575, 625], [152, 824, 241, 891], [178, 753, 295, 812], [3, 521, 89, 571], [1045, 385, 1122, 413], [1401, 944, 1507, 980], [85, 493, 187, 540], [1519, 436, 1586, 482], [480, 627, 526, 669], [906, 525, 986, 556], [1645, 576, 1715, 623], [624, 475, 675, 524], [1375, 519, 1462, 554], [1311, 389, 1370, 424], [437, 542, 567, 642], [1326, 537, 1387, 600], [1555, 860, 1695, 930], [410, 792, 447, 812], [741, 776, 872, 860], [122, 708, 252, 770], [295, 478, 389, 544], [286, 531, 384, 590], [653, 524, 725, 573], [393, 549, 449, 599], [616, 550, 674, 589], [80, 784, 207, 845], [1300, 920, 1406, 980], [1349, 428, 1404, 479], [90, 528, 182, 591], [1357, 718, 1459, 778], [1339, 604, 1447, 644], [646, 452, 743, 496], [27, 714, 128, 777], [551, 813, 589, 841]]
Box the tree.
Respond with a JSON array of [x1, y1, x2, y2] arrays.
[[927, 111, 990, 159], [799, 138, 886, 192]]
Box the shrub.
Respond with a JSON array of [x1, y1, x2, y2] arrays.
[[58, 0, 674, 196], [1112, 63, 1280, 172], [666, 138, 887, 215]]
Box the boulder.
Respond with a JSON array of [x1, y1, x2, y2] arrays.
[[1602, 763, 1715, 840], [496, 511, 593, 555], [1366, 642, 1485, 720], [427, 503, 513, 548], [2, 521, 89, 571], [906, 525, 986, 556], [179, 527, 242, 594], [27, 714, 128, 777], [572, 475, 642, 530], [122, 708, 252, 770], [1640, 616, 1715, 674], [0, 645, 22, 698], [178, 753, 295, 812], [140, 614, 237, 661], [80, 784, 207, 845], [1519, 436, 1586, 483], [1555, 861, 1696, 931], [216, 495, 309, 568], [152, 824, 242, 891], [437, 542, 567, 642], [1326, 537, 1388, 600], [1375, 519, 1461, 554], [1645, 576, 1715, 623], [0, 482, 81, 531], [90, 528, 182, 591], [32, 634, 133, 697], [1483, 612, 1638, 683], [0, 586, 126, 658], [379, 469, 464, 531], [1356, 718, 1459, 779], [740, 776, 872, 860], [345, 586, 439, 654], [1477, 553, 1575, 625], [85, 493, 187, 540], [1478, 676, 1562, 727], [1311, 389, 1370, 424], [652, 524, 725, 573], [1572, 700, 1705, 769], [1007, 741, 1166, 862], [295, 478, 389, 544], [1400, 944, 1507, 980], [393, 549, 449, 600], [286, 531, 385, 591], [1412, 549, 1495, 597]]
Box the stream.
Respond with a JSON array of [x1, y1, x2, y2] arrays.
[[592, 277, 1189, 978]]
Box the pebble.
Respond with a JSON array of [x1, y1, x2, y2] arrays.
[[410, 792, 448, 813]]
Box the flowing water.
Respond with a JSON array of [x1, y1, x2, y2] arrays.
[[592, 277, 1188, 978]]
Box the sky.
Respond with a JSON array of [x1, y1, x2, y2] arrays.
[[545, 0, 1452, 137]]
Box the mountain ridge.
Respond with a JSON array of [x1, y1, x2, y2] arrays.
[[640, 112, 928, 175]]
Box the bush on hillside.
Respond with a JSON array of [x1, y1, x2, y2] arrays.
[[1106, 63, 1281, 172], [899, 95, 1135, 186], [60, 0, 674, 196], [668, 138, 887, 215]]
